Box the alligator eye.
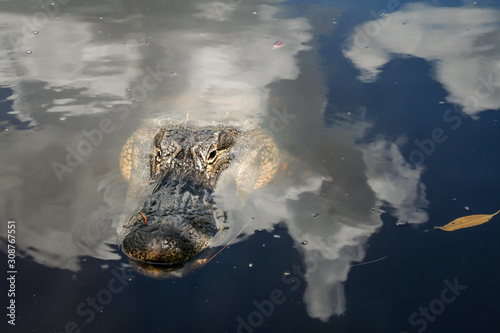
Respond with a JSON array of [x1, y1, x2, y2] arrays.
[[207, 150, 217, 163]]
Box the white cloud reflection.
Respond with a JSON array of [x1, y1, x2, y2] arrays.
[[149, 3, 312, 125], [0, 14, 143, 125], [0, 0, 430, 324], [362, 139, 429, 224], [343, 3, 500, 115]]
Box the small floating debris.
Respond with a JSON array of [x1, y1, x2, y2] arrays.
[[396, 220, 409, 226], [248, 263, 253, 268], [273, 234, 281, 239], [301, 241, 308, 245], [273, 41, 283, 50], [464, 206, 470, 211], [312, 213, 319, 218], [25, 50, 32, 55]]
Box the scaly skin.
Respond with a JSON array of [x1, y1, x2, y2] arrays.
[[118, 121, 279, 265]]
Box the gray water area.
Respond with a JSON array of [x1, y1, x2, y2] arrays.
[[1, 1, 500, 332]]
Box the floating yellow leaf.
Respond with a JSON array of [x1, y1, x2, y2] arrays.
[[438, 209, 500, 231]]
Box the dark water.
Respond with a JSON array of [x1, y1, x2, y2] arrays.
[[1, 0, 499, 332]]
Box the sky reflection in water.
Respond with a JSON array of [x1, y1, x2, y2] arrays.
[[0, 0, 497, 324]]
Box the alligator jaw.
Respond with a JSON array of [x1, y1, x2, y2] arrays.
[[120, 176, 222, 264]]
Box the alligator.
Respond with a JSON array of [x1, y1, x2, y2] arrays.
[[117, 121, 279, 268]]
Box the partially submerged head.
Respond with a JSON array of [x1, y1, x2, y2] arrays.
[[119, 125, 239, 265]]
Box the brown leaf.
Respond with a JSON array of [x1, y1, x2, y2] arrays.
[[438, 209, 500, 231]]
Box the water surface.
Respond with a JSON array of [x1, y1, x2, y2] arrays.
[[1, 1, 499, 332]]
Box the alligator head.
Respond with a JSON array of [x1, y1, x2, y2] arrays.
[[119, 125, 239, 265]]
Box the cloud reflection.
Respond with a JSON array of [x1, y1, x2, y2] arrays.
[[0, 0, 430, 323], [362, 139, 429, 224], [0, 14, 143, 125], [343, 3, 500, 115]]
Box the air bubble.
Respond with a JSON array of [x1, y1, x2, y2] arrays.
[[26, 50, 32, 54]]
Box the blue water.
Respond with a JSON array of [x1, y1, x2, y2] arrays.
[[1, 1, 500, 332]]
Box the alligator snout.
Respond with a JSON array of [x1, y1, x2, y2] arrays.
[[121, 215, 214, 264]]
